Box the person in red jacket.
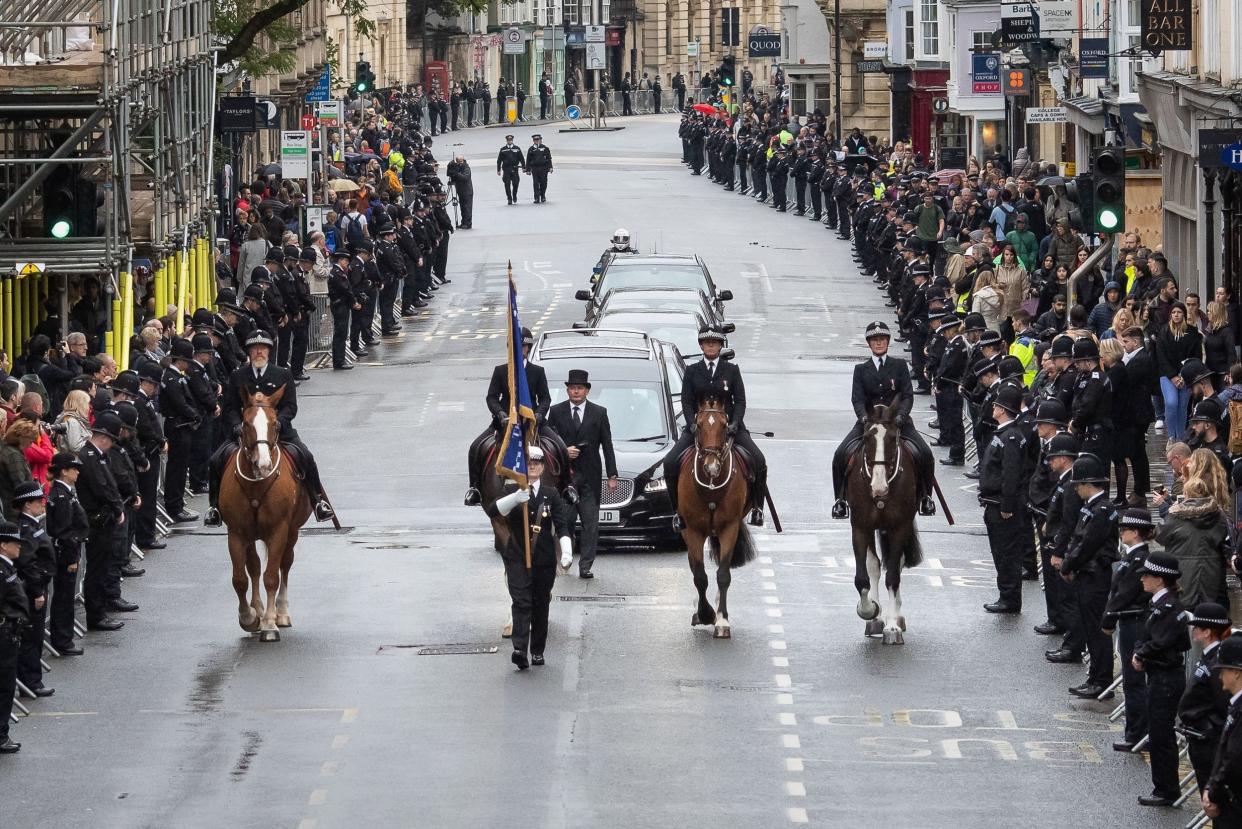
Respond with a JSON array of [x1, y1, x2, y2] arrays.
[[20, 397, 54, 491]]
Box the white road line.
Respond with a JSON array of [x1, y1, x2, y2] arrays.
[[785, 782, 807, 797], [787, 807, 809, 823], [782, 734, 801, 748]]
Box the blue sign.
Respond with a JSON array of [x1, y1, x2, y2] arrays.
[[971, 54, 1000, 94], [305, 67, 331, 103], [566, 104, 581, 120], [1222, 143, 1242, 171], [1079, 37, 1109, 79]]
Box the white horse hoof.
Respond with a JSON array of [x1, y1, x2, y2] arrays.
[[258, 629, 281, 643], [882, 629, 904, 645], [713, 625, 732, 639], [276, 615, 292, 628]]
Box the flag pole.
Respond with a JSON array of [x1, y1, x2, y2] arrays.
[[511, 259, 534, 570]]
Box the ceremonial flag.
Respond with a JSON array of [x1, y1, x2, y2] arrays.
[[494, 262, 538, 488]]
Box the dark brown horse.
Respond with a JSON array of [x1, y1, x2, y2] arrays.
[[677, 396, 753, 639], [220, 388, 313, 643], [844, 403, 923, 644], [478, 431, 565, 552]]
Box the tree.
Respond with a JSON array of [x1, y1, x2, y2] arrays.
[[215, 0, 374, 78]]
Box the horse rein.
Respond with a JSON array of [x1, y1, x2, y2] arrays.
[[236, 403, 283, 483], [694, 405, 735, 491], [861, 426, 903, 486]]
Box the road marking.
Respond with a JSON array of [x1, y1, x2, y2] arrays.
[[332, 734, 349, 749], [308, 789, 327, 806], [297, 820, 318, 829], [768, 624, 785, 634], [785, 781, 807, 797], [763, 595, 780, 604], [782, 734, 801, 748], [772, 656, 789, 667], [785, 758, 805, 772], [777, 693, 794, 705], [780, 713, 798, 726], [320, 761, 339, 776], [770, 640, 787, 650], [763, 581, 777, 590], [767, 608, 783, 617], [340, 708, 358, 723], [787, 808, 809, 824], [775, 674, 792, 688], [760, 568, 776, 578]]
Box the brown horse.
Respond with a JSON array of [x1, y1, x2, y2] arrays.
[[478, 431, 566, 552], [220, 388, 313, 643], [677, 396, 754, 639], [844, 403, 923, 645]]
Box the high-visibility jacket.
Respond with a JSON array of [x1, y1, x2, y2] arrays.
[[1010, 333, 1038, 387]]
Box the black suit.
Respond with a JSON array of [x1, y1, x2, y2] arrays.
[[548, 399, 618, 572], [500, 482, 573, 657], [468, 361, 557, 492], [1119, 348, 1157, 497]]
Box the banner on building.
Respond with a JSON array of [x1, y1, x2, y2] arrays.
[[1000, 3, 1039, 43], [1079, 37, 1109, 78], [1038, 0, 1077, 32], [1026, 107, 1068, 124], [971, 54, 1001, 93], [1141, 0, 1191, 52], [1198, 130, 1242, 169]]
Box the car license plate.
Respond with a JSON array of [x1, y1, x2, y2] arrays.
[[599, 510, 620, 524]]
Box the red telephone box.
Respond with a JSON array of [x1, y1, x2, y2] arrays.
[[424, 61, 450, 94]]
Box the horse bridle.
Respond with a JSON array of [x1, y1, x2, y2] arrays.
[[694, 406, 735, 491], [861, 422, 902, 486], [235, 404, 283, 483]]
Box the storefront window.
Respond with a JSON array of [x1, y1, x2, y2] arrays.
[[979, 120, 1000, 156]]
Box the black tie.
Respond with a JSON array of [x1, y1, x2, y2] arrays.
[[708, 362, 715, 380], [573, 406, 581, 428]]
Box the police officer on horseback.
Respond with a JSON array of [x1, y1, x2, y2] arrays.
[[831, 321, 937, 519], [663, 325, 768, 530], [203, 331, 335, 527]]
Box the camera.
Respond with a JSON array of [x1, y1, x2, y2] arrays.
[[47, 422, 69, 435]]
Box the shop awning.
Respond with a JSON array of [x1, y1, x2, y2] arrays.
[[1060, 96, 1106, 134]]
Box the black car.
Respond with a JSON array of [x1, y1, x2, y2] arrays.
[[531, 328, 685, 549], [588, 308, 727, 359], [576, 253, 733, 321], [578, 286, 734, 333]]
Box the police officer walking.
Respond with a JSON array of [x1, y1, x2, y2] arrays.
[[526, 134, 553, 204], [497, 135, 525, 204], [0, 519, 29, 752]]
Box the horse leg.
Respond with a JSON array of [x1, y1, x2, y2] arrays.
[[275, 530, 296, 628], [246, 542, 263, 626], [882, 529, 908, 645], [853, 526, 880, 622], [685, 529, 715, 627], [230, 532, 260, 633], [258, 534, 286, 642], [713, 524, 740, 640]]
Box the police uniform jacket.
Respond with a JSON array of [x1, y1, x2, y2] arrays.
[[347, 256, 372, 303], [376, 238, 407, 282], [327, 264, 356, 313], [1060, 490, 1119, 575], [0, 555, 29, 629], [1180, 642, 1231, 739], [222, 364, 298, 438], [1208, 696, 1242, 812], [925, 330, 948, 379], [16, 513, 54, 601], [978, 419, 1025, 514], [46, 480, 88, 568], [75, 441, 123, 525], [497, 145, 525, 171], [434, 204, 453, 235], [134, 389, 165, 459], [274, 269, 299, 323], [680, 357, 746, 429], [937, 335, 970, 388], [245, 300, 278, 339], [1047, 468, 1083, 556], [851, 356, 914, 421], [527, 145, 552, 171], [1134, 589, 1191, 670], [1103, 542, 1151, 625], [1027, 437, 1061, 517], [107, 443, 138, 506], [396, 225, 423, 273], [486, 362, 551, 423], [499, 481, 573, 566], [1052, 365, 1078, 409], [186, 360, 218, 416], [1070, 367, 1112, 432], [159, 365, 200, 429]]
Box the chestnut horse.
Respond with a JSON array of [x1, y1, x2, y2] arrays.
[[220, 388, 313, 643], [677, 396, 754, 639], [844, 403, 923, 645]]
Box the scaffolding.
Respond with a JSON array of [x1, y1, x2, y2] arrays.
[[0, 0, 217, 368]]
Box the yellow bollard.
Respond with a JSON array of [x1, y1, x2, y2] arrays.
[[158, 261, 168, 318], [22, 276, 34, 345], [200, 237, 211, 310], [120, 271, 133, 371], [2, 278, 12, 361], [176, 249, 188, 333]]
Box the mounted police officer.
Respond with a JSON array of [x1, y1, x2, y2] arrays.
[[663, 325, 768, 529], [203, 331, 335, 527], [831, 321, 936, 519]]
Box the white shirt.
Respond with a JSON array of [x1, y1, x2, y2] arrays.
[[705, 360, 717, 375], [572, 404, 583, 420], [1122, 346, 1143, 365], [1206, 641, 1221, 656], [1152, 587, 1168, 604], [873, 356, 885, 371], [1231, 689, 1242, 706], [530, 481, 541, 498]]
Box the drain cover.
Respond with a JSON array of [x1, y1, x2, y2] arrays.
[[417, 644, 499, 656]]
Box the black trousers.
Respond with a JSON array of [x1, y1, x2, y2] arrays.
[[0, 630, 17, 741], [676, 89, 685, 110], [434, 233, 449, 279], [109, 508, 131, 599], [568, 486, 600, 572], [379, 278, 400, 332], [737, 163, 747, 192], [653, 93, 661, 113], [1145, 666, 1186, 798], [622, 92, 632, 115], [290, 316, 309, 376], [135, 458, 159, 545], [49, 561, 76, 649], [1073, 566, 1114, 686], [794, 181, 806, 211], [277, 324, 292, 367], [331, 304, 350, 368], [502, 168, 520, 201], [1117, 616, 1149, 741], [1038, 529, 1075, 632], [539, 96, 549, 119], [909, 331, 928, 388], [532, 170, 549, 201], [451, 105, 459, 130], [164, 425, 193, 514], [458, 188, 474, 227], [349, 301, 371, 351], [810, 186, 822, 217], [504, 558, 556, 656], [772, 179, 786, 209], [836, 199, 851, 236], [190, 416, 213, 489], [935, 387, 965, 461], [752, 166, 767, 199], [18, 600, 46, 687], [984, 504, 1024, 608], [1118, 424, 1151, 496], [1189, 735, 1220, 791], [83, 519, 117, 622]]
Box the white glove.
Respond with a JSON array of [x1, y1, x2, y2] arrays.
[[494, 488, 531, 516], [559, 537, 573, 569]]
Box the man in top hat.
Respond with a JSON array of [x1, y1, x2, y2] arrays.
[[76, 410, 126, 632], [978, 384, 1028, 614], [45, 451, 87, 655], [1181, 601, 1233, 793], [11, 480, 53, 697], [547, 369, 618, 579], [1061, 453, 1119, 698], [0, 519, 29, 752], [664, 325, 770, 529], [160, 339, 203, 524], [831, 321, 936, 519], [492, 445, 574, 670], [497, 134, 525, 204], [526, 134, 553, 204], [1102, 506, 1156, 748], [204, 331, 335, 527], [1132, 550, 1191, 806], [1204, 636, 1242, 826]]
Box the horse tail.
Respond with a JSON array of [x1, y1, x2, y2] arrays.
[[901, 525, 924, 569], [708, 525, 755, 569]]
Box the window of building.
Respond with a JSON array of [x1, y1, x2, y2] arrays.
[[813, 82, 831, 114], [972, 31, 991, 53], [601, 0, 610, 24], [904, 9, 915, 62], [1202, 0, 1219, 77], [791, 81, 807, 116], [919, 0, 939, 58]]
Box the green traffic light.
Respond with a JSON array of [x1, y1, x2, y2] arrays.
[[50, 219, 71, 239], [1097, 209, 1120, 231]]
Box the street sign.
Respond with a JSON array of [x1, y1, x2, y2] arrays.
[[932, 97, 949, 114], [317, 100, 342, 126], [1004, 67, 1031, 97], [305, 67, 330, 103], [503, 27, 524, 55], [971, 54, 1001, 93], [585, 42, 605, 70], [566, 104, 581, 120], [855, 59, 885, 74], [585, 25, 605, 43], [280, 130, 311, 180], [863, 41, 887, 59], [1141, 0, 1191, 52], [1000, 3, 1039, 43], [1079, 37, 1109, 78], [686, 40, 699, 57], [300, 113, 315, 130], [219, 96, 258, 133], [748, 26, 781, 58], [1198, 129, 1242, 169], [1038, 0, 1076, 32], [1026, 106, 1068, 123], [720, 8, 740, 47], [1223, 143, 1242, 171], [15, 262, 44, 277]]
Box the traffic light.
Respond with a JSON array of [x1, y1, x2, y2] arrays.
[[41, 164, 98, 239], [354, 59, 374, 94], [1090, 145, 1125, 233], [1064, 173, 1095, 233], [719, 55, 735, 87]]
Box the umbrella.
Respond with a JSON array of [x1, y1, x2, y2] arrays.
[[259, 198, 286, 214], [260, 163, 281, 176], [690, 103, 717, 115], [328, 179, 360, 193], [1037, 175, 1066, 187]]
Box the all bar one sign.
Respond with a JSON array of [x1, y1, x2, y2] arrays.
[[1140, 0, 1191, 51]]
